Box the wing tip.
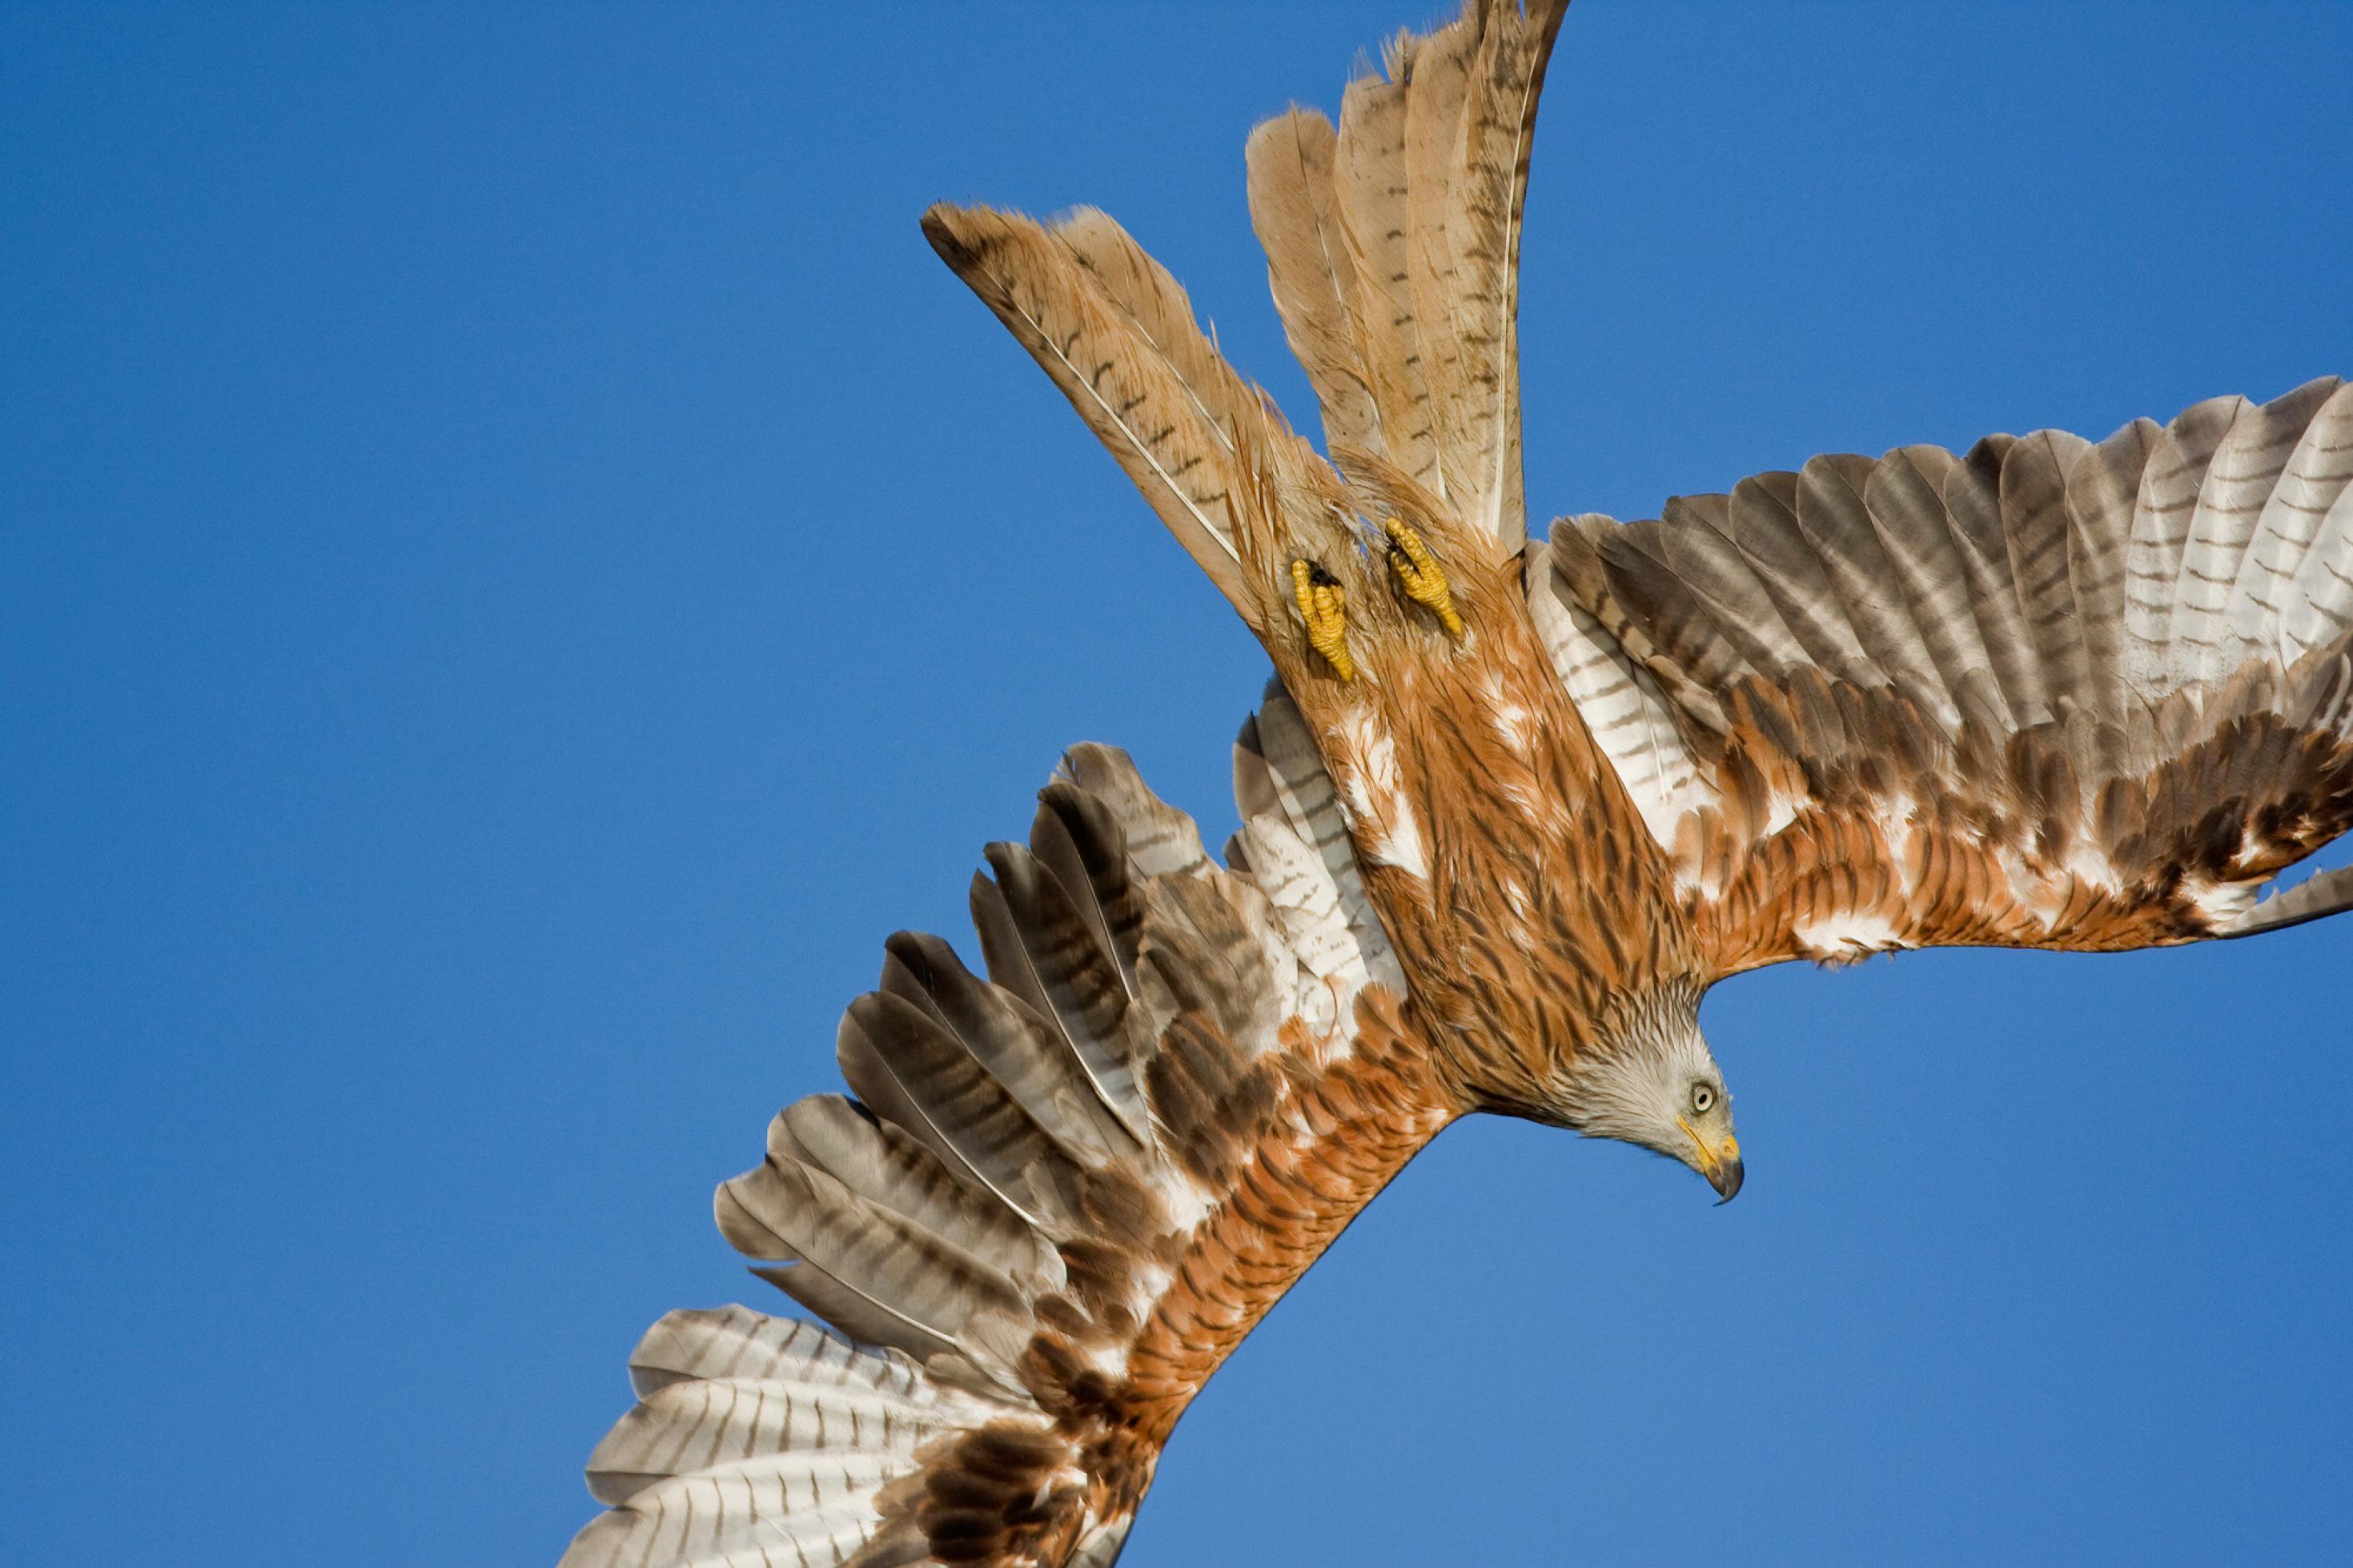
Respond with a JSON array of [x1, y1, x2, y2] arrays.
[[2218, 863, 2353, 940]]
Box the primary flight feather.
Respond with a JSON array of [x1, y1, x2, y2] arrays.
[[562, 3, 2353, 1562]]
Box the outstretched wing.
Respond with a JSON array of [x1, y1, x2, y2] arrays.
[[561, 689, 1448, 1568], [1529, 378, 2353, 975], [1246, 0, 1568, 561]]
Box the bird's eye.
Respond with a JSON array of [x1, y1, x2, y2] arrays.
[[1689, 1083, 1717, 1115]]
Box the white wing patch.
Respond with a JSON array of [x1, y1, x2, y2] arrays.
[[1333, 706, 1431, 879], [1790, 909, 1911, 961]]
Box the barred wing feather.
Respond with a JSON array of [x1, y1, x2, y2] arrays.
[[1531, 378, 2353, 974], [563, 710, 1427, 1567]]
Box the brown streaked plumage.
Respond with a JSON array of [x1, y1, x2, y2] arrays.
[[1531, 384, 2353, 975], [563, 3, 2352, 1562]]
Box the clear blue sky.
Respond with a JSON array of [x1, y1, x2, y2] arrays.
[[6, 4, 2351, 1564]]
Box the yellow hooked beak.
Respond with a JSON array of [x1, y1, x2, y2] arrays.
[[1677, 1118, 1744, 1204]]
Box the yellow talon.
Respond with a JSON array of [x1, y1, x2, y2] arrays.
[[1383, 519, 1464, 640], [1291, 559, 1355, 682]]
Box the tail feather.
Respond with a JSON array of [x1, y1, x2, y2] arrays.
[[1054, 207, 1260, 447], [1246, 110, 1383, 457], [920, 203, 1261, 616], [1336, 66, 1442, 496], [925, 201, 1370, 650], [1247, 0, 1569, 558]]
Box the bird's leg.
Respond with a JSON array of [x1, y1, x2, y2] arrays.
[[1382, 519, 1464, 640], [1291, 559, 1355, 681]]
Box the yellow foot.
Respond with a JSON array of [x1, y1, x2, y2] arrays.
[[1291, 559, 1355, 682], [1383, 519, 1464, 640]]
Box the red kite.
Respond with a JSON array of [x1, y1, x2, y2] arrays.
[[564, 4, 2353, 1562]]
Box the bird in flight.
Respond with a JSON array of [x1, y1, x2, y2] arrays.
[[562, 3, 2353, 1562]]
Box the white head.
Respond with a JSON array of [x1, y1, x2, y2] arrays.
[[1554, 984, 1742, 1201]]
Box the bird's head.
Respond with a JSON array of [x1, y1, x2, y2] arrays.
[[1550, 983, 1743, 1202]]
